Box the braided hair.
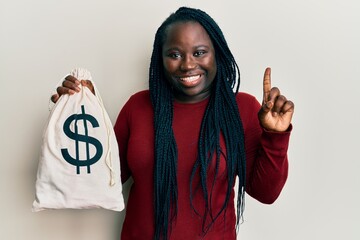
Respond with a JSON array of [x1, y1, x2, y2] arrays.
[[149, 7, 246, 240]]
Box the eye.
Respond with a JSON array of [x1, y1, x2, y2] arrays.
[[167, 52, 181, 59], [194, 50, 206, 57]]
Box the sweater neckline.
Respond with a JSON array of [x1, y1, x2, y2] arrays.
[[173, 96, 210, 108]]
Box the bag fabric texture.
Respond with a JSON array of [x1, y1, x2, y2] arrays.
[[32, 68, 124, 212]]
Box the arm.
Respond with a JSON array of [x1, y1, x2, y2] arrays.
[[114, 100, 132, 184], [245, 110, 291, 204], [244, 67, 294, 203]]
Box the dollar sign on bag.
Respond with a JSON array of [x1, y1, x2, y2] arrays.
[[61, 105, 103, 174]]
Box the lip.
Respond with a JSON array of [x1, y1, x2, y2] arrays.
[[176, 74, 203, 87]]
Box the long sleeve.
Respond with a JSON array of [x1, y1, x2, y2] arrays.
[[237, 92, 291, 204], [114, 97, 132, 184]]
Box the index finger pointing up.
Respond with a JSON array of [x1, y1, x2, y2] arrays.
[[263, 67, 272, 103]]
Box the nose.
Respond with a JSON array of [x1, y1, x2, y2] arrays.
[[180, 54, 196, 71]]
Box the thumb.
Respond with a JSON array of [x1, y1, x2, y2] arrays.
[[258, 100, 274, 125], [262, 100, 273, 113], [81, 80, 95, 95]]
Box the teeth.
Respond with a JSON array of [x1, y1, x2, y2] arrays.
[[180, 75, 200, 82]]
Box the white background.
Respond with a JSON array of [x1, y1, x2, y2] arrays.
[[1, 0, 359, 239]]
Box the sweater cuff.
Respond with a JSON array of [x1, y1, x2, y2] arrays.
[[261, 124, 292, 156]]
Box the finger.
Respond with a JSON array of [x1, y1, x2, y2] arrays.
[[272, 94, 287, 114], [56, 86, 77, 96], [62, 78, 81, 92], [64, 75, 80, 85], [263, 67, 272, 104], [260, 100, 273, 114], [51, 94, 59, 103], [264, 87, 280, 112], [278, 101, 295, 130], [279, 100, 295, 116]]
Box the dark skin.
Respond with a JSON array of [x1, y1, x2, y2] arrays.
[[51, 22, 294, 132], [50, 76, 94, 103], [162, 22, 217, 104], [259, 67, 294, 132]]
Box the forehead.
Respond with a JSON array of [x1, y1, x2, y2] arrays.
[[163, 21, 213, 47]]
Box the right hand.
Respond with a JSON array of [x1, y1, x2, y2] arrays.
[[51, 75, 94, 103]]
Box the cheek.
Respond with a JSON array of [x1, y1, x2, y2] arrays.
[[163, 59, 176, 74], [206, 58, 217, 79], [162, 60, 176, 86]]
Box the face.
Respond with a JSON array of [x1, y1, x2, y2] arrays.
[[162, 21, 217, 103]]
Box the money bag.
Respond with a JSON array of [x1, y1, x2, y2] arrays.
[[32, 68, 124, 212]]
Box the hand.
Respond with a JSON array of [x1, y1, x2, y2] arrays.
[[258, 67, 294, 132], [51, 75, 94, 103]]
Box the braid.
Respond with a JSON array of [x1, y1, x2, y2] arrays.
[[150, 29, 178, 240], [149, 7, 246, 239]]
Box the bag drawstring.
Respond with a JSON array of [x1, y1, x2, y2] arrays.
[[93, 85, 116, 186]]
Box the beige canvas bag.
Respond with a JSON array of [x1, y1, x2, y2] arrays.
[[32, 68, 124, 212]]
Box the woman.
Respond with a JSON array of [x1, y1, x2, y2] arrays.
[[53, 6, 294, 240]]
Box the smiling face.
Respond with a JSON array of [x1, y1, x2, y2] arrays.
[[162, 21, 217, 103]]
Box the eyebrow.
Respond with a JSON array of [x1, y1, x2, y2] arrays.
[[163, 45, 211, 52]]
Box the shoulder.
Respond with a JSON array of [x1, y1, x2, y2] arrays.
[[235, 92, 261, 108], [116, 90, 153, 126], [128, 90, 151, 103], [124, 90, 151, 108], [121, 90, 152, 115], [235, 92, 261, 125]]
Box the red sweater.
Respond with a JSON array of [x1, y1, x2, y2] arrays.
[[114, 90, 291, 240]]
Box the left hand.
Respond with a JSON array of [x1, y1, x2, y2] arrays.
[[258, 67, 294, 132]]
